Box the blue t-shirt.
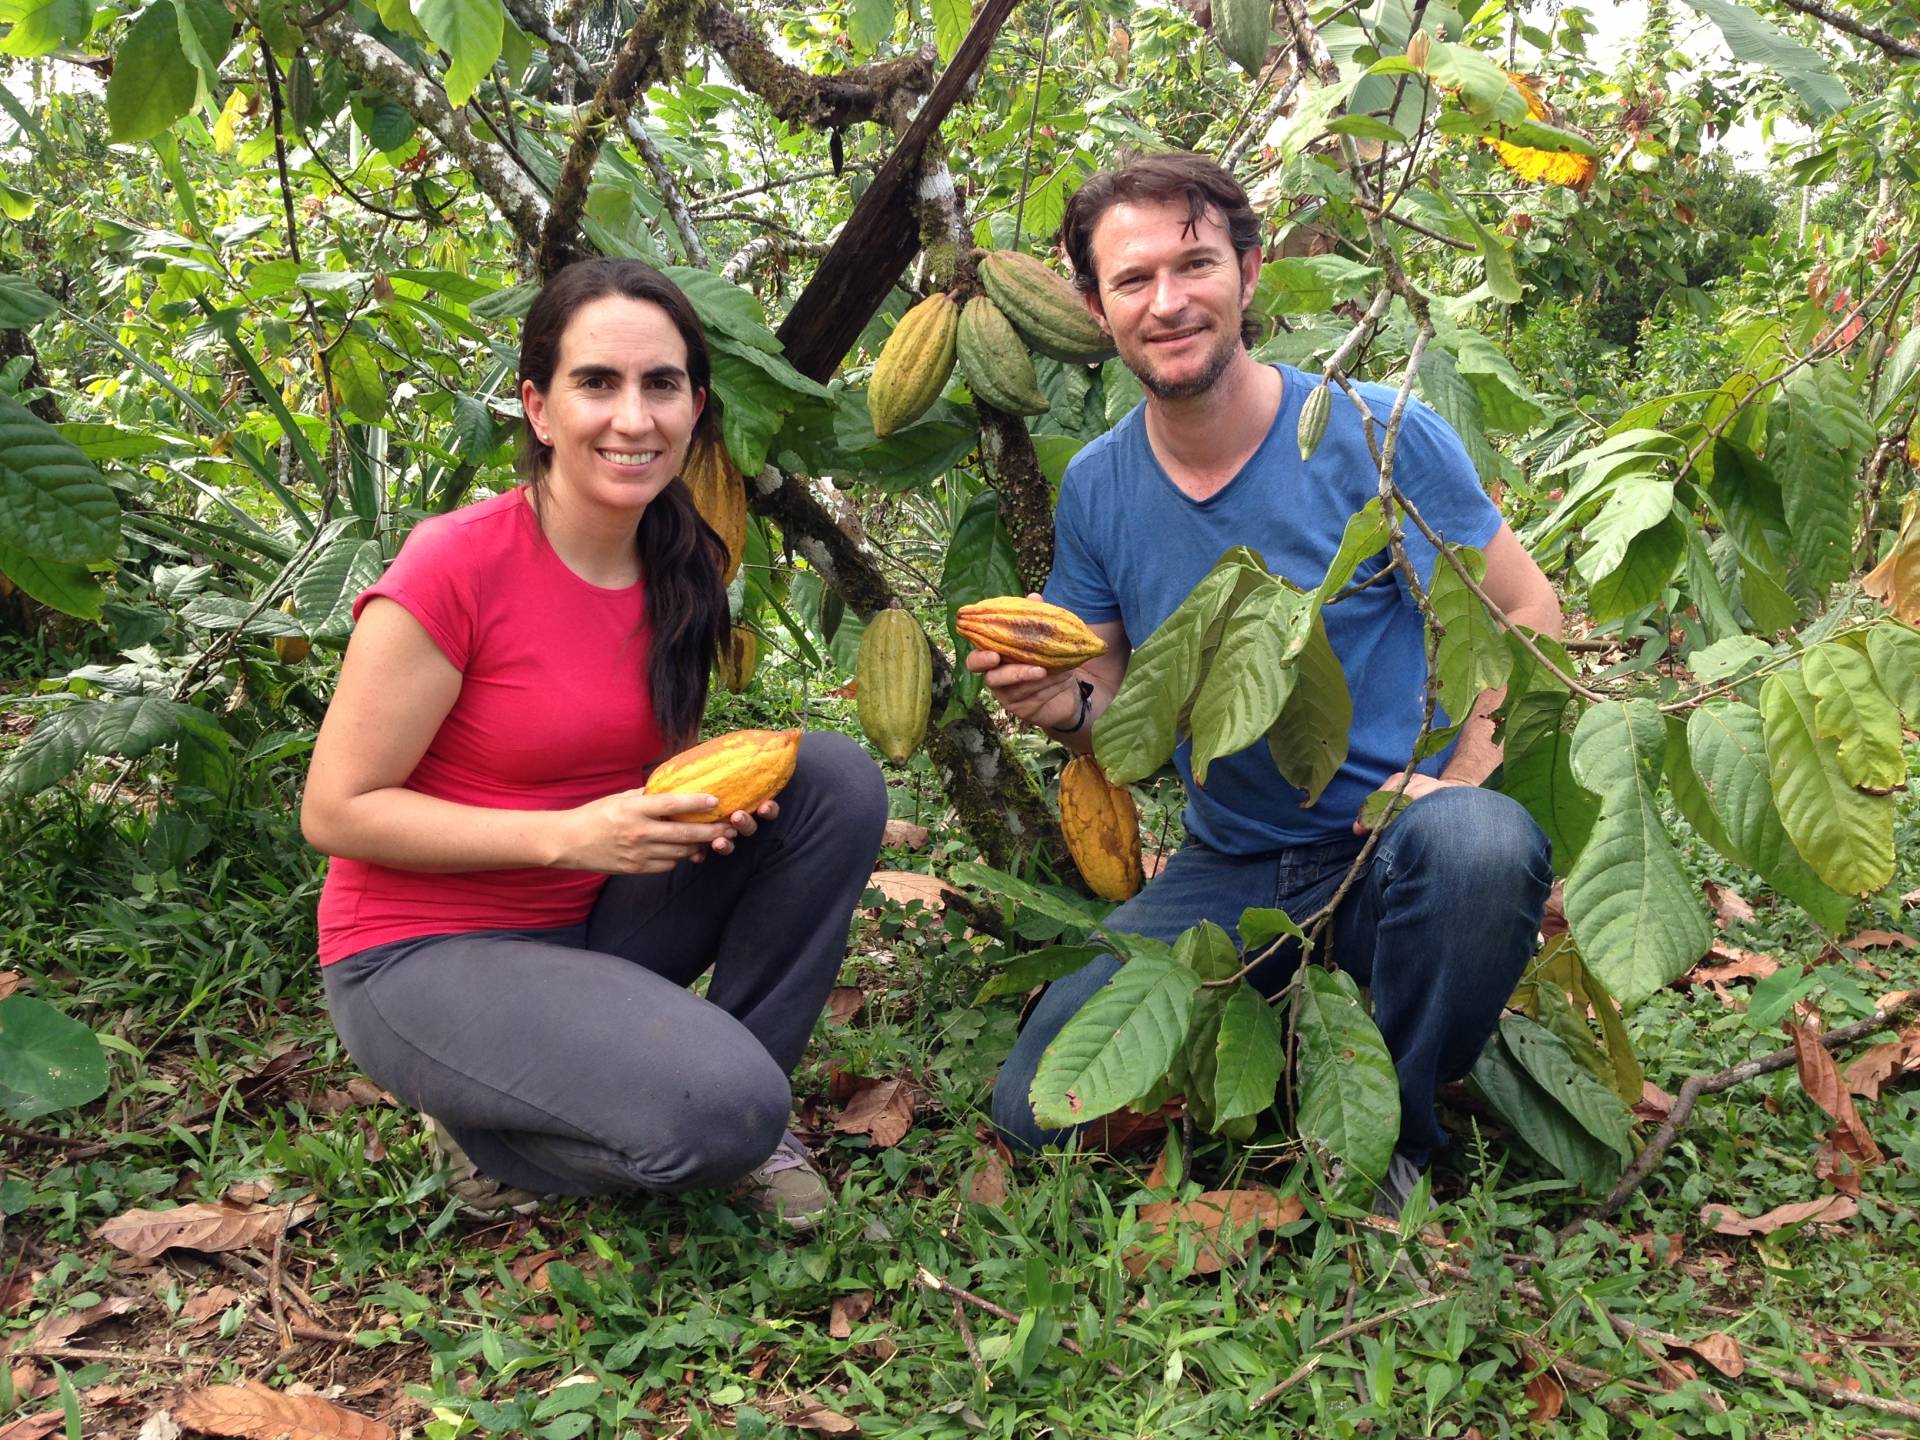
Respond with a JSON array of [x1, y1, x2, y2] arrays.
[[1044, 363, 1502, 854]]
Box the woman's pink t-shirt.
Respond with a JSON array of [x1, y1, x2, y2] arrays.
[[316, 488, 667, 965]]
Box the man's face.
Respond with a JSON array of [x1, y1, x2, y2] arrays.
[[1083, 198, 1261, 402]]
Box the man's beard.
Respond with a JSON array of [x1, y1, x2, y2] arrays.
[[1128, 320, 1242, 401]]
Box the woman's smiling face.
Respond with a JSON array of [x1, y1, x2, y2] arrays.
[[521, 293, 707, 521]]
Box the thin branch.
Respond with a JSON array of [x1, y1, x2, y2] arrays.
[[692, 167, 838, 211], [914, 1266, 1125, 1377], [722, 233, 832, 283], [1773, 0, 1920, 59], [1222, 69, 1304, 174], [1250, 1295, 1443, 1409]]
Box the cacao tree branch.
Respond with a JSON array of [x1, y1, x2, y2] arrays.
[[1772, 0, 1920, 59], [303, 13, 549, 249], [722, 233, 832, 283], [695, 1, 936, 130]]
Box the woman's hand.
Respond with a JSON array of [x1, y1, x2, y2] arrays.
[[556, 791, 779, 873]]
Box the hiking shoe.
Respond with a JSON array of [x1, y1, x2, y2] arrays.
[[737, 1131, 832, 1232], [427, 1117, 543, 1220], [1371, 1151, 1425, 1221]]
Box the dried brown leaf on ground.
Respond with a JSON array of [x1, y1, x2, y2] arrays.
[[1089, 1102, 1177, 1154], [28, 1295, 139, 1348], [179, 1286, 245, 1334], [0, 1413, 66, 1440], [172, 1381, 394, 1440], [1540, 879, 1567, 939], [232, 1047, 313, 1108], [1700, 1194, 1858, 1236], [1524, 1370, 1565, 1422], [1814, 1133, 1864, 1197], [964, 1141, 1010, 1206], [1840, 929, 1918, 952], [864, 871, 955, 911], [7, 1360, 52, 1404], [1680, 1331, 1744, 1380], [1634, 1080, 1678, 1123], [823, 987, 865, 1027], [1124, 1189, 1304, 1276], [1842, 1041, 1905, 1100], [828, 1291, 874, 1340], [880, 819, 929, 850], [769, 1398, 860, 1434], [1703, 881, 1755, 928], [1683, 944, 1780, 987], [221, 1181, 273, 1206], [0, 971, 21, 1000], [94, 1201, 316, 1262], [1629, 1230, 1684, 1266], [1787, 1020, 1883, 1164], [832, 1077, 916, 1148], [0, 1271, 41, 1314]]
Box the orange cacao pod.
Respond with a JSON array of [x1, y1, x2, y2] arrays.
[[1058, 756, 1142, 902], [856, 609, 932, 764], [717, 625, 759, 693], [955, 596, 1106, 671], [644, 728, 801, 822], [682, 433, 747, 584]]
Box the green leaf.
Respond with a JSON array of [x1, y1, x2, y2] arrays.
[[1173, 920, 1241, 981], [847, 0, 892, 52], [1447, 328, 1546, 435], [1497, 1014, 1632, 1160], [1428, 546, 1509, 719], [1772, 365, 1873, 592], [1470, 1026, 1622, 1191], [1588, 512, 1685, 624], [1238, 906, 1306, 952], [1433, 108, 1599, 156], [1415, 344, 1509, 486], [0, 397, 120, 563], [1577, 474, 1677, 587], [1865, 623, 1920, 724], [293, 533, 385, 641], [1563, 700, 1711, 1007], [1872, 330, 1920, 425], [1663, 716, 1742, 868], [939, 489, 1021, 718], [1686, 702, 1850, 932], [1800, 642, 1905, 792], [710, 350, 792, 476], [0, 542, 103, 619], [172, 0, 233, 81], [1526, 933, 1643, 1105], [973, 944, 1103, 1005], [54, 423, 167, 461], [1266, 611, 1351, 806], [827, 393, 975, 490], [328, 332, 386, 423], [1030, 955, 1200, 1129], [1211, 984, 1284, 1123], [105, 0, 197, 143], [1760, 671, 1896, 896], [1464, 211, 1521, 305], [1101, 357, 1144, 430], [1676, 0, 1849, 116], [0, 996, 108, 1122], [1425, 42, 1528, 120], [1314, 499, 1388, 606], [417, 0, 503, 107], [1496, 686, 1597, 874], [0, 696, 227, 799], [178, 594, 307, 637], [1295, 967, 1398, 1194], [0, 273, 56, 329], [0, 0, 92, 57], [1254, 256, 1381, 317], [1267, 74, 1359, 160], [929, 0, 968, 62], [1189, 583, 1306, 785], [948, 860, 1105, 936]]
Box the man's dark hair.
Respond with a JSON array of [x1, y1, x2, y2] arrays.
[[1060, 151, 1264, 346]]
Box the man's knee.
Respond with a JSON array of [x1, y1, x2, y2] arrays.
[[1393, 786, 1550, 893]]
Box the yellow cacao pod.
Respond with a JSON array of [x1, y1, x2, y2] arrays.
[[869, 292, 959, 438], [955, 296, 1050, 417], [955, 596, 1106, 671], [717, 625, 759, 693], [274, 595, 311, 664], [1058, 756, 1143, 902], [644, 728, 802, 823], [1213, 0, 1270, 73], [683, 433, 747, 585], [856, 609, 932, 765], [977, 251, 1116, 366], [1296, 382, 1331, 461]]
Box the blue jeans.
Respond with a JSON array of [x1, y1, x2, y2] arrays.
[[991, 786, 1552, 1167]]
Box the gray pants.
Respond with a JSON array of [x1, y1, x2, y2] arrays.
[[321, 732, 888, 1196]]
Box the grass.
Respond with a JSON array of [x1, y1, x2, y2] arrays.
[[2, 729, 1918, 1438]]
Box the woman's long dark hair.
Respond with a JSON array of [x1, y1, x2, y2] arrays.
[[517, 259, 730, 747]]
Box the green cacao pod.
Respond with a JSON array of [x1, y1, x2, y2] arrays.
[[977, 251, 1116, 366], [1296, 382, 1331, 461], [856, 609, 932, 765], [869, 292, 959, 438], [288, 53, 318, 134], [1213, 0, 1271, 73], [956, 296, 1051, 417]]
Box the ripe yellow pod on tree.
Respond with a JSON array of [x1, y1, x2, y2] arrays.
[[856, 609, 932, 765], [717, 625, 759, 693], [274, 596, 311, 664], [868, 292, 960, 438], [682, 433, 748, 584], [1058, 755, 1143, 902]]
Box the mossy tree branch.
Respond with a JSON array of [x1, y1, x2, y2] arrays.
[[696, 2, 936, 130]]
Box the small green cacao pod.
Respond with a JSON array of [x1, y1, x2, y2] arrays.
[[1863, 330, 1887, 373], [956, 296, 1051, 417], [856, 609, 933, 765], [868, 292, 959, 438], [288, 53, 318, 134], [977, 251, 1116, 366], [1213, 0, 1272, 74], [1296, 382, 1332, 461]]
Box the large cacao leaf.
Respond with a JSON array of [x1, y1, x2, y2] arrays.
[[1210, 984, 1284, 1124], [1497, 1013, 1633, 1161], [1676, 0, 1849, 116], [1865, 622, 1920, 722], [1188, 584, 1304, 784], [1030, 954, 1200, 1129], [1686, 702, 1850, 931], [1295, 967, 1398, 1194], [1265, 611, 1351, 806], [1427, 545, 1510, 721], [0, 396, 120, 562], [1575, 474, 1677, 588], [1588, 512, 1686, 623], [1498, 689, 1596, 874], [1314, 500, 1389, 605], [0, 696, 230, 800], [1770, 365, 1873, 592], [0, 541, 103, 619], [1800, 642, 1906, 792], [1759, 672, 1895, 896], [0, 995, 108, 1121], [1470, 1025, 1624, 1192], [1563, 701, 1711, 1007], [294, 531, 386, 642]]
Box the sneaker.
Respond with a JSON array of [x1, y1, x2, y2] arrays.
[[1371, 1150, 1425, 1221], [426, 1117, 543, 1220], [737, 1131, 833, 1232]]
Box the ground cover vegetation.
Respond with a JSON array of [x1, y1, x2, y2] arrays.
[[2, 0, 1919, 1430]]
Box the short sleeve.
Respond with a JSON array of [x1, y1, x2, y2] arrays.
[[1389, 397, 1502, 590], [353, 514, 480, 670], [1042, 459, 1121, 624]]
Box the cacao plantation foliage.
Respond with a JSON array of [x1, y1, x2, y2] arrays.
[[2, 0, 1919, 1415]]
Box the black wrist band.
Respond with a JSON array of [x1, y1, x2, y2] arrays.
[[1057, 678, 1096, 735]]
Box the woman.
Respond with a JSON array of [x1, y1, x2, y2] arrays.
[[301, 259, 888, 1230]]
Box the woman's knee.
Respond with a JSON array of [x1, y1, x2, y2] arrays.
[[636, 1050, 791, 1189], [790, 731, 888, 843]]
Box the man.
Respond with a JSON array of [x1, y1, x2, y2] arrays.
[[972, 152, 1560, 1215]]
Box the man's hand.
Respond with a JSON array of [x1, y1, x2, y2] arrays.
[[1353, 773, 1470, 835], [964, 591, 1086, 731]]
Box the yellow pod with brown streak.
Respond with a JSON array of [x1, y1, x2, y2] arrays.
[[682, 433, 748, 584], [1058, 755, 1143, 902], [868, 292, 959, 438], [644, 728, 802, 822], [955, 596, 1106, 671], [717, 625, 759, 693]]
